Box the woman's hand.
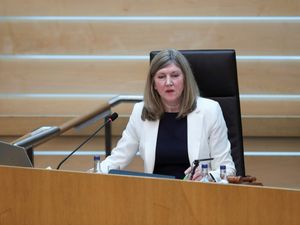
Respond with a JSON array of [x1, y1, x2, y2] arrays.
[[184, 166, 202, 181]]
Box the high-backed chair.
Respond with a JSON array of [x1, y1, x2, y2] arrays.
[[150, 49, 245, 176]]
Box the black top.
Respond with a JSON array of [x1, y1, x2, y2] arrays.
[[153, 113, 189, 179]]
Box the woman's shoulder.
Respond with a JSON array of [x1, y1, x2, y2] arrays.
[[130, 101, 145, 118], [196, 97, 219, 107], [195, 97, 221, 114], [195, 97, 222, 121], [133, 101, 144, 111]]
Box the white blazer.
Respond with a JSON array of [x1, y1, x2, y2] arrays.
[[101, 97, 236, 176]]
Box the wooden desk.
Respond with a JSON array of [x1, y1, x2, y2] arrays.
[[0, 166, 299, 225]]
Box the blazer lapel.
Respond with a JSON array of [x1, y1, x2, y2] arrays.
[[187, 108, 204, 165], [143, 119, 160, 173]]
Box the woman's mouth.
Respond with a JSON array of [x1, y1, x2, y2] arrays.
[[166, 90, 174, 93]]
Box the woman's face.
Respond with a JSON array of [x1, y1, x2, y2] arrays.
[[153, 63, 184, 109]]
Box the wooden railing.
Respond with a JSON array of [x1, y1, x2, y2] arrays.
[[11, 95, 143, 161]]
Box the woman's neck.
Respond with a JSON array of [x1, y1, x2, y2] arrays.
[[163, 102, 180, 112]]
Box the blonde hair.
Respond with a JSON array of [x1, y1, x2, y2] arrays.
[[142, 49, 199, 121]]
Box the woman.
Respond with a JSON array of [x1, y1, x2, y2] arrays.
[[100, 49, 236, 180]]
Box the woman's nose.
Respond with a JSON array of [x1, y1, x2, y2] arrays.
[[165, 76, 173, 86]]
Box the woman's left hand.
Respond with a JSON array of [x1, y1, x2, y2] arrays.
[[184, 166, 202, 181]]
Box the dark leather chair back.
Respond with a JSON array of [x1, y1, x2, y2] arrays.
[[150, 49, 245, 176]]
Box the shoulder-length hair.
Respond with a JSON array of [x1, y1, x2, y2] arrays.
[[142, 49, 199, 121]]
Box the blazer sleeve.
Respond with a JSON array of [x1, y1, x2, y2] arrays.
[[100, 103, 142, 173], [208, 102, 236, 176]]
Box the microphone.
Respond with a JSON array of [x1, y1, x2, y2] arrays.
[[56, 112, 118, 170]]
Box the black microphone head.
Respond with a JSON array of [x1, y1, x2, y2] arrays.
[[110, 112, 118, 122]]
